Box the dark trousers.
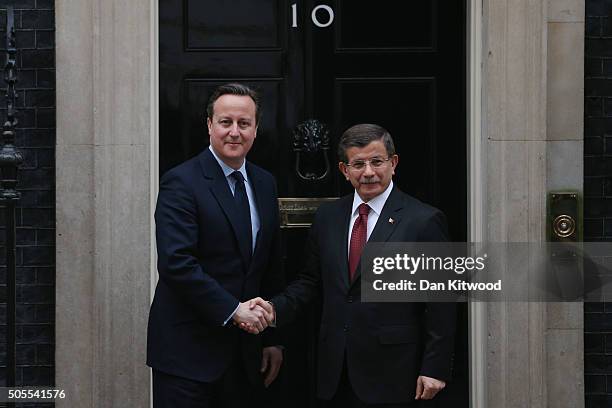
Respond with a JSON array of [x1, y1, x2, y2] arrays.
[[153, 356, 259, 408], [326, 358, 417, 408]]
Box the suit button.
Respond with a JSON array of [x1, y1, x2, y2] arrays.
[[347, 296, 353, 303], [343, 324, 349, 332]]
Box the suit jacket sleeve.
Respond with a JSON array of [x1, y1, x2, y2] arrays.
[[155, 170, 239, 326], [260, 180, 286, 347], [270, 209, 322, 327], [418, 210, 457, 382]]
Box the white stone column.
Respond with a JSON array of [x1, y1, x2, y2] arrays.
[[482, 0, 584, 407], [56, 0, 154, 405], [545, 1, 585, 407]]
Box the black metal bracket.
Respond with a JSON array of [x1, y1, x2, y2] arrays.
[[0, 5, 21, 201], [292, 119, 330, 181]]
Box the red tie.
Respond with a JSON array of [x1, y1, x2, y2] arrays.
[[349, 203, 370, 281]]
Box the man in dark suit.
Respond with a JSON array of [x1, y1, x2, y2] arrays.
[[147, 83, 283, 407], [246, 123, 456, 407]]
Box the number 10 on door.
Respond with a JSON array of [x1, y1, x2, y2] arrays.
[[291, 3, 335, 28]]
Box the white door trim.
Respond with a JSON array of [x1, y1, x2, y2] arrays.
[[467, 0, 486, 406], [149, 0, 160, 405]]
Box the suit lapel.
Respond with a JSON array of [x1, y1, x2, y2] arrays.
[[246, 163, 266, 275], [199, 150, 251, 269], [336, 197, 353, 289], [350, 187, 404, 286], [368, 187, 404, 243]]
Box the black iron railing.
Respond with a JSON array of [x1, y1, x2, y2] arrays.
[[0, 6, 22, 402]]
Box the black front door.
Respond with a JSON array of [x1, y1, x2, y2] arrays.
[[160, 1, 467, 406]]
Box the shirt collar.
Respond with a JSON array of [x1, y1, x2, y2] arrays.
[[209, 145, 248, 181], [351, 180, 394, 217]]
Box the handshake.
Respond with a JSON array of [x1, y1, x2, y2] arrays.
[[231, 297, 275, 334]]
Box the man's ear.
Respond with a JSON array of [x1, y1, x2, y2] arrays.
[[390, 154, 399, 175], [206, 117, 212, 134], [338, 162, 349, 181]]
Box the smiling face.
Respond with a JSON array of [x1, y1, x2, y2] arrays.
[[339, 140, 398, 202], [207, 94, 258, 169]]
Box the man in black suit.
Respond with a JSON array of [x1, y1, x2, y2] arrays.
[[147, 83, 282, 407], [246, 124, 456, 407]]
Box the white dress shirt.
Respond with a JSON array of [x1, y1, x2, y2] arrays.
[[208, 145, 260, 252], [347, 181, 394, 257]]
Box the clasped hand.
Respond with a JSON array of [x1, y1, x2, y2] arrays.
[[232, 297, 275, 334]]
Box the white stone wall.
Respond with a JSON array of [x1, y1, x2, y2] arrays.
[[56, 0, 154, 406], [546, 1, 585, 406], [482, 0, 584, 407]]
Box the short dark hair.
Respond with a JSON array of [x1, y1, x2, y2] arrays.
[[206, 83, 261, 124], [337, 123, 396, 163]]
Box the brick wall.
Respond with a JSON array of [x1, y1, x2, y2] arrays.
[[0, 0, 55, 400], [585, 1, 612, 407]]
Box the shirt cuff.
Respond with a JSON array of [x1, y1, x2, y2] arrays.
[[267, 301, 276, 328], [223, 303, 240, 326]]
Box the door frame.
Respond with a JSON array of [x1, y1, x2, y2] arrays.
[[466, 0, 486, 406], [149, 1, 485, 406]]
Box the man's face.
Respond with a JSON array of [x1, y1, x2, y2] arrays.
[[339, 140, 398, 202], [207, 94, 258, 169]]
